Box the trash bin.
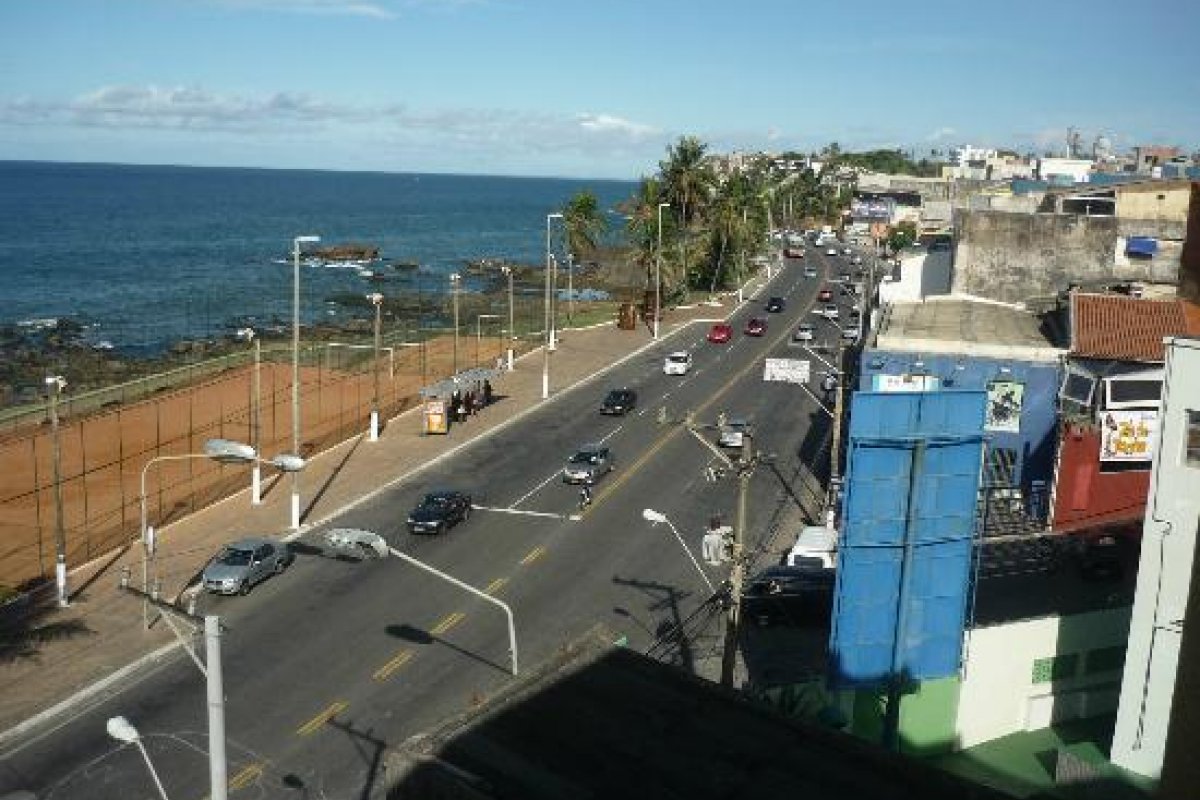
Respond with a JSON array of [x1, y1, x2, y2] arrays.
[[423, 399, 448, 434]]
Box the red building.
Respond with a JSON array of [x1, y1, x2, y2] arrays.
[[1050, 293, 1200, 533]]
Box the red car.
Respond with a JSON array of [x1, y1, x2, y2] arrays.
[[817, 288, 833, 302], [744, 317, 767, 337], [707, 322, 733, 343], [784, 247, 805, 259]]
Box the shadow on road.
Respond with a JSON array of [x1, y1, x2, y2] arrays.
[[385, 623, 509, 675]]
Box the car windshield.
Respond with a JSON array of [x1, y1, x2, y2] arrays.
[[422, 494, 452, 506], [216, 547, 253, 567], [570, 451, 601, 464], [667, 354, 689, 364]]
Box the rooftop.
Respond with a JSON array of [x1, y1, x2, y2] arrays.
[[1070, 293, 1197, 362], [875, 297, 1064, 361]]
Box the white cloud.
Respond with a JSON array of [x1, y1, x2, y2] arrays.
[[926, 126, 957, 142], [212, 0, 398, 19], [575, 113, 659, 139]]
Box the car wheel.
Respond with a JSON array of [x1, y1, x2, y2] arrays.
[[238, 580, 250, 596]]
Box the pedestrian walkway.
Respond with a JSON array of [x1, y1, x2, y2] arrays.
[[0, 278, 773, 745]]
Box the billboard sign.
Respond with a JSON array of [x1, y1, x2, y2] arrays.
[[1099, 409, 1158, 462], [872, 373, 939, 393], [851, 199, 893, 220], [763, 358, 810, 384]]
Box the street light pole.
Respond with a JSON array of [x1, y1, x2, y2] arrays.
[[641, 509, 715, 593], [45, 375, 68, 607], [720, 434, 753, 689], [449, 273, 461, 376], [566, 252, 575, 327], [291, 234, 320, 531], [501, 265, 515, 371], [655, 202, 670, 339], [247, 330, 263, 505], [107, 716, 171, 800], [367, 293, 383, 442], [543, 213, 563, 399]]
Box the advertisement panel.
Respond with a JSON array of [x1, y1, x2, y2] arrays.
[[1099, 409, 1158, 462], [851, 199, 893, 220], [984, 381, 1024, 433], [763, 358, 810, 384], [871, 373, 939, 393]]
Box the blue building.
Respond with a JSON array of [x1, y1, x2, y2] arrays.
[[856, 298, 1067, 532]]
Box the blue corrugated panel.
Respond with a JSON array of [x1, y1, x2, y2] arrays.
[[829, 390, 986, 687]]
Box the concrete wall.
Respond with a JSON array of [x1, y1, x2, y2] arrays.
[[1179, 184, 1200, 304], [1113, 338, 1200, 779], [878, 250, 952, 304], [957, 607, 1131, 748], [1115, 184, 1191, 222], [952, 210, 1178, 304]]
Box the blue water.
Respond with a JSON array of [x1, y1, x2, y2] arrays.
[[0, 161, 635, 354]]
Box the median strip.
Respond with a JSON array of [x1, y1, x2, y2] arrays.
[[372, 649, 414, 682], [431, 611, 465, 635], [296, 700, 348, 736]]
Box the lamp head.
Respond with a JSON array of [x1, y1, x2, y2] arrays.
[[366, 292, 384, 305], [203, 438, 257, 463], [106, 715, 140, 744], [642, 508, 667, 524]]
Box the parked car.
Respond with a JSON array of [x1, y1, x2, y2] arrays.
[[765, 296, 785, 313], [838, 273, 852, 284], [803, 266, 817, 278], [842, 247, 852, 256], [744, 317, 767, 336], [707, 322, 733, 343], [819, 304, 839, 320], [562, 444, 613, 485], [817, 288, 833, 302], [663, 351, 693, 376], [718, 418, 752, 448], [785, 526, 838, 570], [840, 327, 859, 344], [793, 322, 815, 342], [742, 565, 835, 627], [784, 247, 805, 259], [407, 489, 473, 534], [600, 387, 637, 415], [202, 537, 293, 595]]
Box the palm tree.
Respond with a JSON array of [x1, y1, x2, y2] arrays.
[[562, 190, 607, 260], [659, 136, 715, 296], [621, 177, 668, 292]]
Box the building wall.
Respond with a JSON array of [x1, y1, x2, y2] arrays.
[[1180, 184, 1200, 305], [878, 250, 952, 304], [952, 210, 1177, 304], [1114, 183, 1192, 222], [1112, 337, 1200, 779], [857, 350, 1061, 505], [1050, 425, 1150, 532], [957, 608, 1131, 748]]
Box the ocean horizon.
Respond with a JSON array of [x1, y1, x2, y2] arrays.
[[0, 160, 637, 354]]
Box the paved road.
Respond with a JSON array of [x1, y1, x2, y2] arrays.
[[0, 246, 866, 799]]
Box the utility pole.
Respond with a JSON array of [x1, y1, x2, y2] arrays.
[[826, 344, 846, 530], [720, 432, 753, 688]]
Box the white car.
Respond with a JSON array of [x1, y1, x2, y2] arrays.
[[842, 247, 852, 256], [785, 526, 838, 570], [817, 304, 839, 320], [663, 351, 692, 376], [825, 247, 838, 256], [793, 323, 815, 342]]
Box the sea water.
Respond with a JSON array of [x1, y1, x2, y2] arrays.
[[0, 161, 635, 354]]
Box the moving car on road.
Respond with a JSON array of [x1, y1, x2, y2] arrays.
[[765, 296, 785, 313], [600, 387, 637, 415], [744, 317, 767, 337], [792, 322, 815, 342], [784, 247, 805, 259], [818, 304, 839, 320], [202, 537, 293, 595], [825, 247, 838, 256], [707, 322, 733, 343], [407, 490, 473, 534], [817, 288, 833, 302], [563, 444, 613, 484], [663, 351, 693, 375], [803, 266, 817, 278]]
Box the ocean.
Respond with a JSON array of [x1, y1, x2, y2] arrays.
[[0, 161, 636, 354]]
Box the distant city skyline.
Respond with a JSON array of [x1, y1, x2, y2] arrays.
[[1, 0, 1197, 180]]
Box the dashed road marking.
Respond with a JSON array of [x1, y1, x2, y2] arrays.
[[296, 700, 348, 736], [521, 545, 546, 565], [372, 649, 413, 682], [485, 577, 508, 595], [431, 611, 465, 635], [228, 763, 263, 791]]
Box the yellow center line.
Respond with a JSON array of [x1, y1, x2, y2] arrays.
[[228, 763, 263, 791], [295, 700, 348, 736], [520, 545, 546, 565], [431, 611, 465, 635], [485, 577, 508, 594], [372, 649, 414, 682]]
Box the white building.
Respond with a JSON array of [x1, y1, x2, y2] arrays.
[[1036, 157, 1094, 185], [1111, 336, 1200, 779]]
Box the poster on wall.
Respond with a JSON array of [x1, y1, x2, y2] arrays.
[[984, 381, 1025, 433], [1099, 409, 1158, 462]]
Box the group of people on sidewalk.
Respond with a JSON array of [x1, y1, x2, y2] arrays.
[[448, 378, 493, 425]]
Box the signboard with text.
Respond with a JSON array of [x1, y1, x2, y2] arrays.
[[1099, 409, 1158, 462], [764, 358, 811, 384]]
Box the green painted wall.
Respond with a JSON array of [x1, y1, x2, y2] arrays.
[[898, 676, 961, 757]]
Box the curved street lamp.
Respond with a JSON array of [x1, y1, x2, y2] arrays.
[[367, 292, 384, 442], [641, 508, 716, 592], [291, 234, 320, 530], [543, 213, 563, 399], [107, 716, 171, 800], [45, 374, 68, 607]]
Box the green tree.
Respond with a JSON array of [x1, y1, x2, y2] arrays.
[[888, 220, 918, 253], [562, 190, 607, 259], [621, 177, 676, 294]]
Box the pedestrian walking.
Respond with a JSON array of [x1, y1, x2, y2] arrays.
[[483, 379, 493, 406], [450, 390, 462, 424], [464, 389, 475, 418]]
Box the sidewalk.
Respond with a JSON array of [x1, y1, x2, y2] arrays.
[[0, 277, 773, 745]]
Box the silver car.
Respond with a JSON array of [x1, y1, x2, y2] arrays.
[[562, 444, 613, 485], [202, 537, 293, 595]]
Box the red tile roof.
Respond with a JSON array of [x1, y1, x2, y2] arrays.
[[1071, 293, 1192, 362]]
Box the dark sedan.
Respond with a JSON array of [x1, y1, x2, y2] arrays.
[[765, 296, 785, 313], [744, 317, 767, 336], [742, 566, 835, 627], [600, 388, 637, 415], [407, 490, 473, 534]]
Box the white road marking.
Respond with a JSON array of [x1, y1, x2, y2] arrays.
[[473, 504, 567, 520]]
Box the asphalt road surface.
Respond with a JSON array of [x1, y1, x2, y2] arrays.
[[0, 245, 869, 799]]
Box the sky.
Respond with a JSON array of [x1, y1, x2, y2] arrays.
[[1, 0, 1198, 180]]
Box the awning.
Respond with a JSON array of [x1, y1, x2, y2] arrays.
[[1126, 236, 1158, 257]]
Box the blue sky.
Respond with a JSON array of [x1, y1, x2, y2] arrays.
[[1, 0, 1197, 179]]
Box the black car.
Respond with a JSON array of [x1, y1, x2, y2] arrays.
[[765, 296, 785, 313], [407, 490, 472, 534], [741, 565, 835, 627], [600, 388, 637, 415]]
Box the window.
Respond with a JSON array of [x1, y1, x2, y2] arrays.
[[983, 447, 1018, 487], [1060, 369, 1096, 411], [1032, 654, 1079, 684], [1186, 410, 1200, 468], [1103, 370, 1163, 410]]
